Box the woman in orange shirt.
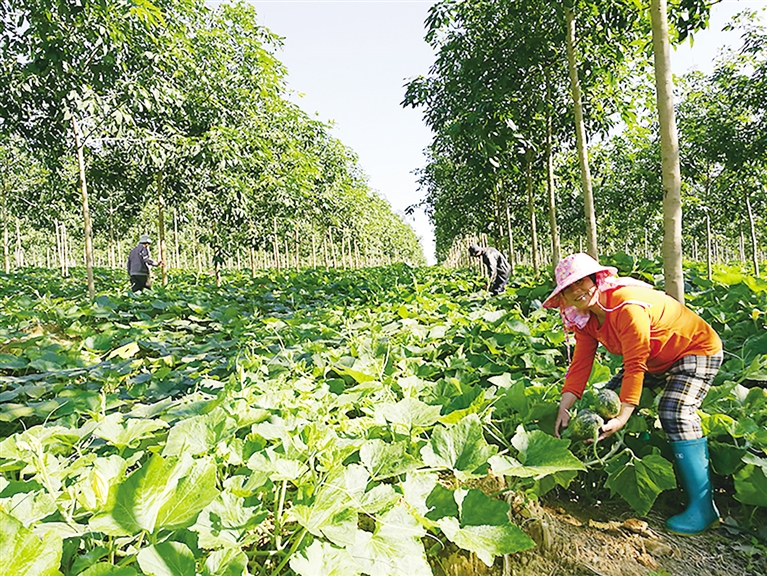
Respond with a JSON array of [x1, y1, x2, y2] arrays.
[[545, 253, 723, 535]]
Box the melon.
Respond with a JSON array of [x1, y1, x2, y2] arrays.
[[569, 410, 604, 441], [594, 389, 622, 420]]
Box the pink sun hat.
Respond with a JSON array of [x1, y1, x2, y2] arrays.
[[542, 253, 618, 309]]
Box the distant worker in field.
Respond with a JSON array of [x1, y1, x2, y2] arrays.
[[546, 253, 722, 535], [127, 234, 162, 292], [468, 244, 510, 296]]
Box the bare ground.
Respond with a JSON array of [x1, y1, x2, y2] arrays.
[[431, 476, 767, 576]]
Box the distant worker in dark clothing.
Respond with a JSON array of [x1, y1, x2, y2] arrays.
[[469, 244, 510, 295], [127, 234, 162, 292]]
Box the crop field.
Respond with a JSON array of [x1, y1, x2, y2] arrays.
[[0, 257, 766, 576]]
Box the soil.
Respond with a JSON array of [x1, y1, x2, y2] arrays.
[[431, 476, 767, 576]]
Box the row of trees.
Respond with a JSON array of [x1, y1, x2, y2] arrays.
[[404, 0, 767, 293], [0, 0, 425, 295]]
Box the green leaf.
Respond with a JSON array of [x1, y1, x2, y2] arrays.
[[348, 506, 431, 576], [604, 451, 676, 515], [489, 426, 585, 479], [201, 548, 250, 576], [163, 408, 238, 457], [376, 397, 442, 433], [334, 364, 377, 384], [458, 489, 510, 527], [360, 439, 422, 480], [709, 440, 747, 476], [91, 453, 218, 535], [94, 413, 168, 450], [289, 541, 361, 576], [424, 484, 459, 522], [78, 455, 128, 512], [401, 471, 438, 517], [246, 451, 309, 483], [192, 490, 268, 549], [79, 564, 137, 576], [743, 354, 767, 382], [137, 542, 196, 576], [0, 510, 62, 576], [289, 466, 370, 547], [421, 414, 497, 480], [0, 489, 57, 526], [155, 456, 219, 531], [0, 353, 28, 370], [108, 342, 140, 360], [437, 517, 535, 566], [734, 463, 767, 508]]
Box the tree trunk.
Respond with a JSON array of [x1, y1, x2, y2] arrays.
[[651, 0, 684, 302], [108, 198, 116, 269], [526, 148, 539, 275], [705, 212, 712, 281], [173, 207, 180, 270], [505, 196, 515, 274], [739, 228, 746, 263], [329, 229, 337, 268], [273, 217, 280, 272], [493, 187, 503, 250], [565, 6, 598, 259], [15, 218, 23, 268], [294, 227, 300, 270], [312, 233, 317, 268], [71, 116, 95, 298], [745, 193, 760, 277], [55, 221, 62, 276], [354, 239, 361, 268], [2, 203, 9, 273], [545, 71, 561, 270], [156, 181, 167, 286], [284, 238, 290, 271]]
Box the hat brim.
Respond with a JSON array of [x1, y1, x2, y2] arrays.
[[542, 265, 617, 309]]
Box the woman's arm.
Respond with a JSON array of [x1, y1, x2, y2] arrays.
[[554, 391, 578, 438], [594, 402, 636, 441], [555, 331, 599, 437]]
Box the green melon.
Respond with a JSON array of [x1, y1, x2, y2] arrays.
[[594, 389, 622, 420], [569, 410, 604, 441]]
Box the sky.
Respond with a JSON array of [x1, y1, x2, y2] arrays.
[[247, 0, 766, 265]]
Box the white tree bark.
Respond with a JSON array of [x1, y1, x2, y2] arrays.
[[565, 6, 598, 259], [651, 0, 684, 302], [71, 115, 95, 298]]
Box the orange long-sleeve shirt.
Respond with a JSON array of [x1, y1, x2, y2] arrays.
[[562, 286, 722, 405]]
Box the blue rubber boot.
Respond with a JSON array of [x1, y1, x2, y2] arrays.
[[666, 437, 720, 535]]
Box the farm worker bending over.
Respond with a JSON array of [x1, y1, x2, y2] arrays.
[[468, 244, 510, 296], [127, 234, 162, 292], [546, 253, 723, 535]]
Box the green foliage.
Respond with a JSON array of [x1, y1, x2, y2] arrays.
[[0, 260, 765, 575], [0, 0, 425, 287]]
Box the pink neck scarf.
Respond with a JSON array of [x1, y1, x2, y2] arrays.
[[559, 275, 653, 331]]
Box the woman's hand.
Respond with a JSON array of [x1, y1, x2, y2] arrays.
[[589, 402, 635, 442], [554, 392, 579, 438]]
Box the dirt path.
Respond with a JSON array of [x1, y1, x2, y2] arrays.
[[432, 488, 767, 576]]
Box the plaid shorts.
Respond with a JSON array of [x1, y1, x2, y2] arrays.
[[606, 352, 723, 442]]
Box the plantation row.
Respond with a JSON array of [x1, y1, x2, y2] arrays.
[[0, 258, 765, 575], [1, 1, 426, 300], [407, 0, 767, 299]]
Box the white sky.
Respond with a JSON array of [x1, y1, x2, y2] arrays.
[[247, 0, 766, 265]]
